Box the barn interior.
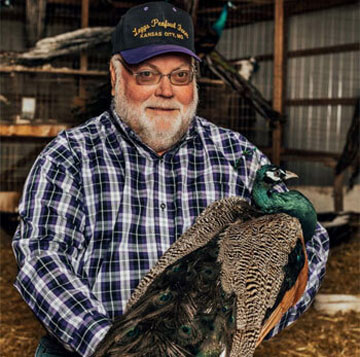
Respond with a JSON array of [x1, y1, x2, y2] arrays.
[[0, 0, 359, 356]]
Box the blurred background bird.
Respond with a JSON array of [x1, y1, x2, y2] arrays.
[[335, 98, 360, 190], [93, 165, 313, 357], [195, 1, 236, 58], [236, 56, 259, 82]]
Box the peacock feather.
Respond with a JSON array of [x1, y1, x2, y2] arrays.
[[93, 165, 314, 357]]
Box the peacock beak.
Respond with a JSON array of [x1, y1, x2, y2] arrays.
[[284, 170, 299, 181]]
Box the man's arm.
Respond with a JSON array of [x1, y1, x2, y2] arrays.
[[12, 147, 111, 356]]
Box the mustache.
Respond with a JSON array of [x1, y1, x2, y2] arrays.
[[142, 101, 182, 111]]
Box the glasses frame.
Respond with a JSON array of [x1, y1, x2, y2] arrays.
[[118, 58, 196, 86]]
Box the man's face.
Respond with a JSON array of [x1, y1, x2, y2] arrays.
[[111, 53, 198, 154]]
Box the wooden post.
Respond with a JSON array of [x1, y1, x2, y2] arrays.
[[79, 0, 89, 101], [272, 0, 285, 165], [191, 0, 200, 28], [334, 172, 344, 212]]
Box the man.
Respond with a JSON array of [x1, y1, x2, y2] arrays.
[[12, 2, 329, 356]]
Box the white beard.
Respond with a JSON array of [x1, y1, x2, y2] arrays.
[[113, 82, 198, 154]]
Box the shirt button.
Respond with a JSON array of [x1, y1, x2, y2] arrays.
[[160, 203, 166, 210]]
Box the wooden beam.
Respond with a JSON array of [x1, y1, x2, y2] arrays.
[[280, 148, 339, 167], [191, 0, 200, 28], [0, 124, 71, 137], [79, 0, 89, 103], [287, 98, 358, 106], [0, 65, 107, 76], [285, 0, 358, 17], [272, 0, 285, 166], [81, 0, 89, 31], [288, 43, 359, 58], [230, 42, 359, 64], [334, 172, 344, 212], [0, 192, 21, 213]]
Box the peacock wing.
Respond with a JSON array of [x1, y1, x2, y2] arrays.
[[127, 197, 259, 309], [217, 213, 307, 357], [94, 198, 261, 356]]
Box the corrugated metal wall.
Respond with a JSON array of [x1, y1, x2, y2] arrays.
[[217, 21, 274, 96], [287, 4, 359, 185], [217, 3, 359, 186]]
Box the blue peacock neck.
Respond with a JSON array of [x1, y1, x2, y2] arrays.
[[252, 181, 274, 213], [212, 4, 229, 36]]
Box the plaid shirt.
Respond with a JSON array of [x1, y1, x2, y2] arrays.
[[13, 108, 329, 356]]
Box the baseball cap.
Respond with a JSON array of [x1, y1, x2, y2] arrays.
[[112, 1, 201, 64]]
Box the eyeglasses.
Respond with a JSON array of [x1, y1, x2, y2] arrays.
[[118, 58, 195, 86]]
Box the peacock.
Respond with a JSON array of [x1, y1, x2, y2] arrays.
[[192, 0, 282, 124], [195, 1, 236, 58], [93, 165, 316, 357]]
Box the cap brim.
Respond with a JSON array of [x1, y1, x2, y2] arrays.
[[120, 44, 201, 64]]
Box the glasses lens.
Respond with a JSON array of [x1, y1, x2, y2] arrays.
[[171, 70, 192, 85], [136, 71, 160, 85]]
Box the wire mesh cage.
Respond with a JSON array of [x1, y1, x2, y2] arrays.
[[0, 0, 359, 202], [0, 137, 51, 192]]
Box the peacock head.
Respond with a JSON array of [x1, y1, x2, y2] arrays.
[[256, 164, 298, 188]]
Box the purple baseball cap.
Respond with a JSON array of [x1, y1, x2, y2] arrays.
[[112, 2, 201, 64]]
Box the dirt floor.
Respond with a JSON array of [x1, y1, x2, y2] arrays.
[[0, 224, 359, 357]]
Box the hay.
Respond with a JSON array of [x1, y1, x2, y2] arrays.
[[0, 230, 45, 357], [0, 227, 359, 356], [254, 237, 360, 357]]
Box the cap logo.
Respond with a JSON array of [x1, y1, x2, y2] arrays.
[[132, 18, 189, 39]]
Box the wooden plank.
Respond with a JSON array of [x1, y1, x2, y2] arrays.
[[230, 43, 359, 64], [272, 0, 285, 166], [258, 147, 340, 166], [287, 98, 357, 106], [0, 124, 70, 137], [285, 0, 358, 17], [281, 150, 339, 167], [0, 192, 21, 213], [288, 43, 359, 58], [0, 65, 107, 76]]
